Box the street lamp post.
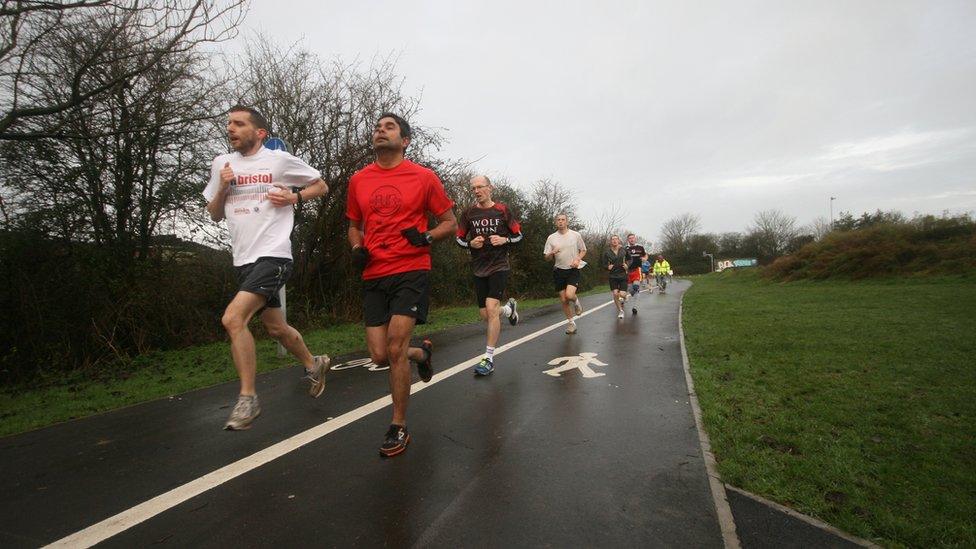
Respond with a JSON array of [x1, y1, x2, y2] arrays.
[[830, 196, 836, 229], [702, 251, 714, 273]]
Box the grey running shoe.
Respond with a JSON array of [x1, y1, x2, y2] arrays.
[[224, 395, 260, 430], [574, 300, 583, 316], [565, 321, 577, 334], [307, 354, 331, 398], [474, 357, 494, 376], [507, 298, 519, 326]]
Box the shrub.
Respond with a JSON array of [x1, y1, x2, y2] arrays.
[[764, 214, 976, 281]]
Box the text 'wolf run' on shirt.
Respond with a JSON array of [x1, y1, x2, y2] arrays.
[[456, 203, 522, 277]]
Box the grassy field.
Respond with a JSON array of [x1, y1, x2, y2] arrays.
[[682, 270, 976, 548], [0, 291, 598, 438]]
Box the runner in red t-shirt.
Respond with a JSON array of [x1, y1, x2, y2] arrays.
[[455, 175, 522, 376], [346, 113, 457, 457]]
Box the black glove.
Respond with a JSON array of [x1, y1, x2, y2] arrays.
[[351, 246, 369, 270], [401, 227, 432, 247]]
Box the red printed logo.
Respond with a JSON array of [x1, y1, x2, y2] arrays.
[[236, 173, 272, 186], [369, 185, 402, 216]]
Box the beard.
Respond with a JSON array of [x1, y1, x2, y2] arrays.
[[231, 134, 259, 153], [372, 139, 403, 154]]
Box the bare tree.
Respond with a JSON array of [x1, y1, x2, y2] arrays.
[[659, 212, 701, 255], [809, 216, 833, 241], [589, 203, 626, 243], [748, 209, 798, 258], [0, 0, 246, 140], [0, 7, 227, 263], [530, 178, 577, 224]]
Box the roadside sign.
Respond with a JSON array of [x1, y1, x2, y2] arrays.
[[264, 137, 289, 152]]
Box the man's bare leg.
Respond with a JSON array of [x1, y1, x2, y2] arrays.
[[484, 298, 502, 348], [221, 291, 269, 396], [386, 315, 417, 426], [260, 307, 314, 370]]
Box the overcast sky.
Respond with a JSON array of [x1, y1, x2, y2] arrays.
[[234, 0, 976, 240]]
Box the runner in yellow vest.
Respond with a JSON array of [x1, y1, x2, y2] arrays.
[[652, 255, 671, 293]]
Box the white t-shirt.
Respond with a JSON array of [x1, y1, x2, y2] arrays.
[[203, 148, 320, 266], [543, 229, 587, 270]]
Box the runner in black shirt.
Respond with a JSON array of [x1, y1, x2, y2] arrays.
[[456, 175, 521, 375], [625, 233, 646, 315]]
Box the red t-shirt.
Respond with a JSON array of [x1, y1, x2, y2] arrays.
[[346, 159, 454, 280]]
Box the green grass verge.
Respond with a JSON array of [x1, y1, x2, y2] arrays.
[[682, 270, 975, 548], [0, 291, 600, 438]]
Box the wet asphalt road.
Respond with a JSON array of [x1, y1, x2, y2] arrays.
[[1, 280, 725, 547]]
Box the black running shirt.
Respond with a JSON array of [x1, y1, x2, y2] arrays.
[[456, 202, 522, 277], [625, 244, 646, 271]]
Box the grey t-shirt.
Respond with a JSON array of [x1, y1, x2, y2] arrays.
[[544, 230, 586, 270]]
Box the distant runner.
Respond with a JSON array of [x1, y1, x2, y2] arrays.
[[625, 233, 646, 315], [602, 234, 628, 319], [346, 113, 457, 457], [640, 255, 652, 290], [204, 105, 331, 431], [544, 213, 587, 334], [653, 255, 672, 293], [456, 175, 521, 376]]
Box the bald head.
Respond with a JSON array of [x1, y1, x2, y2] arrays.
[[470, 175, 493, 205]]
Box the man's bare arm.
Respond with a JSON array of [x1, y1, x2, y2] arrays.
[[427, 208, 458, 241], [348, 220, 364, 249]]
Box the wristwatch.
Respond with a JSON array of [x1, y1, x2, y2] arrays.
[[292, 187, 303, 206], [423, 231, 434, 245]]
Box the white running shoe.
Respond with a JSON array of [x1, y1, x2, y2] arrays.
[[307, 354, 331, 398], [574, 300, 583, 316], [224, 395, 260, 430], [617, 310, 624, 319], [565, 321, 577, 334]]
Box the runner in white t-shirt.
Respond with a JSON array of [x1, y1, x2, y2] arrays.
[[203, 105, 331, 431], [543, 213, 587, 334]]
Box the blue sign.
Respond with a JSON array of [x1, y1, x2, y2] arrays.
[[264, 137, 289, 152]]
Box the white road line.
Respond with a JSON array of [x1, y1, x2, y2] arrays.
[[45, 298, 616, 548], [677, 283, 741, 549]]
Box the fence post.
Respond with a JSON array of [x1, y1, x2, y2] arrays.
[[277, 285, 287, 358]]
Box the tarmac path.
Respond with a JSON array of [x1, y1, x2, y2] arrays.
[[1, 280, 728, 547]]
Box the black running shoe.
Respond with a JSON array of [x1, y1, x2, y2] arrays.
[[417, 339, 434, 382], [632, 307, 638, 316], [380, 424, 410, 457]]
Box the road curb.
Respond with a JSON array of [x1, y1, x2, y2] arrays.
[[724, 485, 881, 548], [678, 281, 742, 549]]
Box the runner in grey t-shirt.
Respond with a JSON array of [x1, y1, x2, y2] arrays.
[[543, 213, 587, 334]]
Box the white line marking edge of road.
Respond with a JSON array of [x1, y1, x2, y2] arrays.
[[45, 298, 617, 548], [677, 282, 741, 549]]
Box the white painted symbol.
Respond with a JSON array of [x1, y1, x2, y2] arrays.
[[330, 357, 389, 372], [543, 352, 608, 378]]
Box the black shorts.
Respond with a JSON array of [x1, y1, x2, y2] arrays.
[[235, 256, 292, 308], [362, 270, 430, 327], [552, 268, 581, 292], [474, 270, 509, 308], [609, 277, 627, 292]]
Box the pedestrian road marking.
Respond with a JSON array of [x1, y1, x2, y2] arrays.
[[543, 352, 608, 378]]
